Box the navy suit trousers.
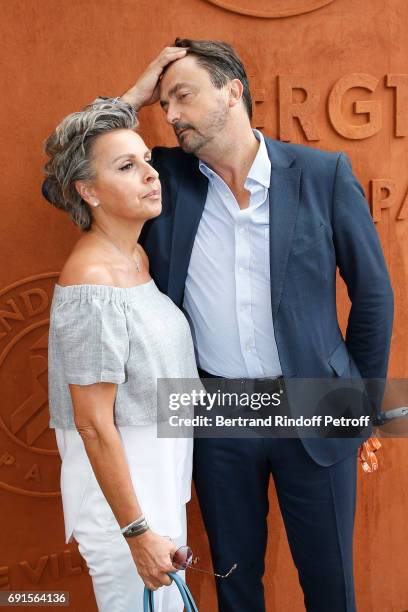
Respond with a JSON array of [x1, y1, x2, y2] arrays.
[[194, 436, 357, 612]]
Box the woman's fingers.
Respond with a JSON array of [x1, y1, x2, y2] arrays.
[[145, 579, 161, 591], [159, 573, 173, 587], [128, 531, 180, 591], [143, 571, 172, 590]]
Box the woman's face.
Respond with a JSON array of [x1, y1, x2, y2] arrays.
[[83, 129, 162, 222]]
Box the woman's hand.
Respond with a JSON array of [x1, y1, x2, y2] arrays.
[[126, 529, 179, 590], [121, 47, 188, 111]]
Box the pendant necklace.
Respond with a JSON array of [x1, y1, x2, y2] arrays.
[[94, 227, 141, 273]]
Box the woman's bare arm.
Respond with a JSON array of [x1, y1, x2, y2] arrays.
[[69, 375, 177, 589], [70, 382, 141, 527]]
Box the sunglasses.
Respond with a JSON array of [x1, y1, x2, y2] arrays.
[[172, 546, 237, 579]]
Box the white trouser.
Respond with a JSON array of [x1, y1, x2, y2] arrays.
[[72, 471, 187, 612]]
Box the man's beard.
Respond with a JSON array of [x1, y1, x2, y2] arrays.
[[174, 105, 228, 155]]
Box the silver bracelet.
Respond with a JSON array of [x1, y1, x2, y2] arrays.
[[112, 96, 121, 105], [121, 515, 149, 538], [120, 514, 146, 532]]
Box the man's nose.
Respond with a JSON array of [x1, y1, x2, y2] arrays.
[[166, 104, 181, 125]]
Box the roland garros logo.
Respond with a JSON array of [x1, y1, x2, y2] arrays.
[[204, 0, 336, 18], [0, 273, 60, 497]]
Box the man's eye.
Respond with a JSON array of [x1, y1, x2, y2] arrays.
[[179, 93, 190, 99], [119, 163, 133, 171]]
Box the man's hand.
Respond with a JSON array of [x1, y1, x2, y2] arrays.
[[121, 47, 188, 111]]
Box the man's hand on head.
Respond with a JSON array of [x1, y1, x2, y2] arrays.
[[121, 46, 187, 111]]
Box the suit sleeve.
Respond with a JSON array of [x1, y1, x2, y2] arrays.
[[332, 153, 394, 379]]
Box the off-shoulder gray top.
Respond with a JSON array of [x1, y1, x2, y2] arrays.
[[48, 280, 199, 429]]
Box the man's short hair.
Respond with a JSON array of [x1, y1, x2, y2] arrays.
[[174, 38, 253, 119]]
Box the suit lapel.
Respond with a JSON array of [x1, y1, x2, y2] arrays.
[[265, 138, 301, 320], [167, 158, 208, 305], [167, 139, 301, 317]]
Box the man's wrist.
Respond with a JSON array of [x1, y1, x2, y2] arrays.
[[120, 88, 143, 112], [97, 93, 141, 112]]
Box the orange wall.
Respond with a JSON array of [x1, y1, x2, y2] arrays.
[[1, 1, 407, 610]]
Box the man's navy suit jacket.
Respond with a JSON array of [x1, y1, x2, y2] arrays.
[[140, 136, 394, 467]]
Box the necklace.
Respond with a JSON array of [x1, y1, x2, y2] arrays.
[[94, 227, 141, 273]]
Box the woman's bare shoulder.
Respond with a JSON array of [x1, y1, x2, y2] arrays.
[[58, 264, 114, 287], [58, 240, 114, 287]]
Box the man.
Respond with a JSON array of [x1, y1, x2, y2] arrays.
[[46, 39, 393, 611]]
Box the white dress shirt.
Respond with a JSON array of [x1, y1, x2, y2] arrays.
[[183, 129, 283, 378]]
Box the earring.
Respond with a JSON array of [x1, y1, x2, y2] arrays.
[[92, 200, 99, 208]]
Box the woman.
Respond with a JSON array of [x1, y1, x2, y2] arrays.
[[44, 98, 199, 611]]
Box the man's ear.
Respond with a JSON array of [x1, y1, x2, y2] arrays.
[[75, 180, 98, 207], [228, 79, 244, 109]]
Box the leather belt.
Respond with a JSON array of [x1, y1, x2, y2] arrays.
[[198, 368, 284, 395]]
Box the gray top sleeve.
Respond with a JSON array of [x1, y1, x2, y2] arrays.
[[52, 298, 129, 386]]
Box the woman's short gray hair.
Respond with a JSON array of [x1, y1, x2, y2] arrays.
[[42, 98, 137, 231]]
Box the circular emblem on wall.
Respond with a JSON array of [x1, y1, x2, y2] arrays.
[[0, 273, 61, 497], [204, 0, 336, 18]]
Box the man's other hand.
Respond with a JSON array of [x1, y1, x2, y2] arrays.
[[121, 47, 188, 111]]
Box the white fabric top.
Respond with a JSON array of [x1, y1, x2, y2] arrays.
[[183, 129, 282, 378], [49, 279, 197, 545], [55, 424, 193, 544], [48, 280, 199, 428]]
